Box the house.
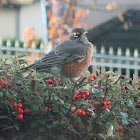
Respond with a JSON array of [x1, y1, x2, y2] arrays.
[[0, 0, 140, 41], [0, 0, 43, 40], [87, 9, 140, 56]]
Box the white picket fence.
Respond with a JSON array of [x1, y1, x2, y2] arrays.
[[0, 40, 45, 61], [91, 45, 140, 78], [0, 39, 140, 78]]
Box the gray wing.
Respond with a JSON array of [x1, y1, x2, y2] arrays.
[[21, 40, 87, 71]]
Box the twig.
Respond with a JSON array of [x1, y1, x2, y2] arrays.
[[103, 75, 122, 102]]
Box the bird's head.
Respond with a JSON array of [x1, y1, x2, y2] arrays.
[[68, 28, 89, 45]]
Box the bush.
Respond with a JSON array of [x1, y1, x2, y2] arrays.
[[0, 54, 140, 140]]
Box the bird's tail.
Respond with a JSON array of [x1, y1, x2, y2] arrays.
[[20, 63, 35, 71]]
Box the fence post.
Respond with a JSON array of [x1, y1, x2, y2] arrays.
[[109, 47, 113, 71], [101, 46, 105, 73], [0, 39, 2, 55], [15, 40, 19, 56], [31, 42, 36, 61], [134, 48, 139, 79], [92, 45, 97, 73], [117, 47, 122, 74], [40, 42, 45, 57], [7, 40, 11, 56], [125, 48, 130, 78]]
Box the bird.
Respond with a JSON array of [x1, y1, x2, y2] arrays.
[[20, 28, 93, 78]]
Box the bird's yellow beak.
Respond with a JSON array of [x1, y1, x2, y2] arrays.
[[81, 31, 88, 36]]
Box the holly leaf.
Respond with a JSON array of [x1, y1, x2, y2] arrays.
[[17, 52, 27, 58]]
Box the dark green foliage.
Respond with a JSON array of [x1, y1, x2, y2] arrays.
[[0, 54, 140, 140]]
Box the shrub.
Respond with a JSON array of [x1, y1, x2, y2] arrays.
[[0, 54, 140, 140]]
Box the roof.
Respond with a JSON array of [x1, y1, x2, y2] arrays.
[[87, 10, 140, 54], [0, 0, 37, 8]]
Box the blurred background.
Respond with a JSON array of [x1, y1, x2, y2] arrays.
[[0, 0, 140, 77]]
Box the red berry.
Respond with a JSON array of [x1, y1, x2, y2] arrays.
[[72, 97, 77, 101], [8, 98, 12, 102], [104, 98, 108, 102], [3, 77, 7, 81], [119, 126, 123, 130], [18, 103, 23, 108], [124, 109, 127, 112], [18, 114, 23, 120], [92, 81, 97, 84], [0, 82, 2, 85], [119, 133, 123, 137], [18, 108, 23, 114], [75, 94, 80, 99], [87, 78, 90, 81], [3, 81, 8, 86], [24, 109, 30, 114], [138, 120, 140, 124], [106, 101, 111, 105], [81, 110, 86, 116], [81, 94, 86, 98], [67, 126, 70, 130], [82, 91, 89, 97], [0, 79, 2, 81], [108, 106, 111, 109], [76, 109, 82, 114], [72, 106, 76, 110], [46, 79, 53, 84], [51, 84, 54, 87], [77, 91, 81, 95], [91, 74, 97, 79], [12, 102, 17, 108], [104, 105, 108, 108], [137, 100, 140, 104]]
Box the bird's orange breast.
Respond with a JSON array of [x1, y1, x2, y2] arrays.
[[62, 42, 93, 78]]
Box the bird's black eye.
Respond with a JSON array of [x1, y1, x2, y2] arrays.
[[73, 32, 80, 38]]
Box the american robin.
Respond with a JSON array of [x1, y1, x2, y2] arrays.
[[21, 28, 93, 78]]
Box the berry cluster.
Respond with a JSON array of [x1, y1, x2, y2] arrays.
[[0, 77, 8, 89], [102, 98, 111, 109], [70, 106, 86, 116], [76, 109, 86, 116], [72, 91, 90, 101], [12, 102, 30, 120], [87, 74, 97, 84], [46, 78, 58, 87]]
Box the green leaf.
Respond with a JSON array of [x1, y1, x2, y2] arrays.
[[92, 89, 102, 94], [6, 57, 15, 64], [108, 120, 119, 128], [97, 134, 108, 139], [125, 83, 133, 90], [17, 52, 27, 58], [30, 120, 39, 128], [120, 112, 128, 118], [54, 95, 64, 104], [122, 119, 129, 125], [14, 124, 20, 131], [107, 124, 113, 137], [0, 116, 10, 119], [36, 72, 48, 78], [106, 71, 115, 75]]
